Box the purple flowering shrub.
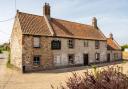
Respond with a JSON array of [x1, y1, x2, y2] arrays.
[[52, 66, 128, 89]]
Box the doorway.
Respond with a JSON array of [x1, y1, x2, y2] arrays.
[[22, 65, 26, 73], [107, 53, 110, 62], [83, 54, 88, 65]]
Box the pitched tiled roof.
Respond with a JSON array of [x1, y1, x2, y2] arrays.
[[107, 38, 121, 50], [17, 12, 106, 40], [18, 12, 51, 36]]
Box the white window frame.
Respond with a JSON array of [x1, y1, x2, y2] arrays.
[[54, 55, 61, 66]]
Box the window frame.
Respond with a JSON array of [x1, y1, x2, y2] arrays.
[[68, 54, 75, 65], [95, 53, 100, 61], [95, 40, 100, 49], [84, 40, 88, 47], [68, 39, 74, 48], [51, 40, 61, 50], [114, 53, 118, 60], [33, 36, 41, 48], [33, 56, 40, 65]]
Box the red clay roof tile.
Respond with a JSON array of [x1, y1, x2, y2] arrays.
[[17, 12, 106, 40], [107, 38, 121, 50]]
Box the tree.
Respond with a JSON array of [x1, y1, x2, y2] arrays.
[[121, 44, 128, 51], [0, 49, 2, 54]]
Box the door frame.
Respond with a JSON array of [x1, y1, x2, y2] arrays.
[[83, 53, 89, 66], [107, 53, 110, 62]]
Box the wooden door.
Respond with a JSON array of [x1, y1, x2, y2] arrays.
[[83, 54, 88, 65]]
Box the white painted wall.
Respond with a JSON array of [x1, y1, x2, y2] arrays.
[[53, 38, 107, 66], [75, 53, 83, 64]]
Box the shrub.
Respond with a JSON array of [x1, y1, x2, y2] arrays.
[[0, 49, 2, 54], [121, 44, 128, 51], [53, 66, 128, 89], [6, 51, 13, 68]]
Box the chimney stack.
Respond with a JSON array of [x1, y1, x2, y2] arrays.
[[92, 17, 98, 29], [43, 3, 51, 18], [109, 33, 113, 39]]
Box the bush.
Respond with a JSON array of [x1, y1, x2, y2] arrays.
[[0, 49, 2, 54], [6, 51, 13, 68], [53, 66, 128, 89], [121, 44, 128, 51]]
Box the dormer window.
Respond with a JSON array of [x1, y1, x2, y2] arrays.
[[95, 40, 100, 49], [68, 39, 74, 48], [51, 40, 61, 50], [33, 36, 40, 48]]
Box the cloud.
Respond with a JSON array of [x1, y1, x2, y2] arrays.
[[0, 0, 128, 45]]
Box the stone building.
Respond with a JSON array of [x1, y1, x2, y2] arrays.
[[10, 3, 122, 72], [107, 33, 122, 61]]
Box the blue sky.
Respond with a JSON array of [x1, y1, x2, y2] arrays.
[[0, 0, 128, 45]]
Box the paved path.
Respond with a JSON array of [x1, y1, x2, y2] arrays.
[[0, 52, 13, 89], [0, 53, 128, 89], [0, 52, 8, 74]]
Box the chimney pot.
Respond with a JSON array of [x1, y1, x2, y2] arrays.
[[17, 9, 19, 13]]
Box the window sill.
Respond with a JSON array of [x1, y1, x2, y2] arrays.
[[84, 46, 88, 47], [33, 64, 40, 67], [95, 60, 100, 62], [51, 48, 61, 50], [33, 47, 41, 48], [69, 47, 74, 49], [68, 62, 75, 65]]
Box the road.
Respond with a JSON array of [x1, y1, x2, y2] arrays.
[[0, 52, 128, 89], [0, 52, 70, 89], [0, 52, 8, 75]]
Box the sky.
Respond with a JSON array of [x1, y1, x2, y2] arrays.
[[0, 0, 128, 45]]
